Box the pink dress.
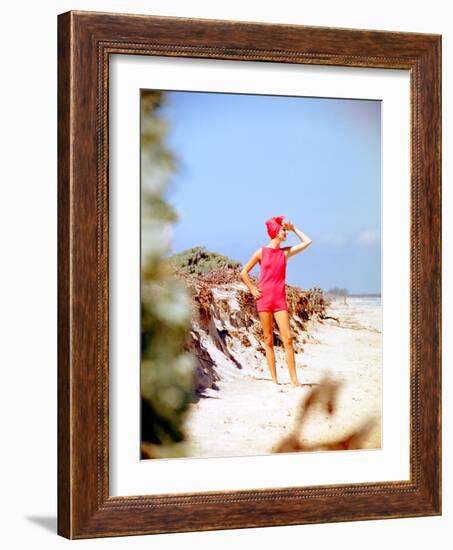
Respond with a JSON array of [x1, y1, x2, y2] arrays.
[[256, 246, 288, 313]]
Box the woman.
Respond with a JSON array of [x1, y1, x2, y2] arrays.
[[240, 216, 313, 387]]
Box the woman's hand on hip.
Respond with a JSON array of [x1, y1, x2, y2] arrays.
[[251, 286, 263, 299]]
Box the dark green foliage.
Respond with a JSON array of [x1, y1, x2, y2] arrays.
[[166, 246, 242, 275], [327, 287, 349, 297]]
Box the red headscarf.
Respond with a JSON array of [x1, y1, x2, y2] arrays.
[[265, 215, 285, 239]]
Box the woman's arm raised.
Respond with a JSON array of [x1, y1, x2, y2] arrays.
[[284, 223, 313, 258]]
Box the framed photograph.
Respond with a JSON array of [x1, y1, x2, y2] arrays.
[[57, 10, 441, 539]]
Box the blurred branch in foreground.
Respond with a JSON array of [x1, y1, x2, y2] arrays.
[[272, 375, 377, 453], [140, 90, 197, 459]]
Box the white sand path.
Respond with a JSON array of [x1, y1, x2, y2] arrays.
[[184, 299, 382, 458]]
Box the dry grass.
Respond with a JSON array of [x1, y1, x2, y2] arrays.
[[272, 375, 377, 453]]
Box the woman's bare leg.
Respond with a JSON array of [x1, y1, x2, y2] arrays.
[[274, 310, 301, 386], [258, 311, 278, 384]]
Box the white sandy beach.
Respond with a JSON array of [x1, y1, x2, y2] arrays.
[[184, 297, 382, 457]]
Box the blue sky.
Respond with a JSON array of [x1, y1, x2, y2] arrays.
[[155, 90, 381, 294]]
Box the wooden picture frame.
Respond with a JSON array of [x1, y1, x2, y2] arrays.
[[57, 10, 441, 539]]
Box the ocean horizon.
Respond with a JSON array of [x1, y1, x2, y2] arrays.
[[336, 295, 382, 307]]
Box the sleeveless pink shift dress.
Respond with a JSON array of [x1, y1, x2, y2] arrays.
[[256, 246, 288, 313]]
